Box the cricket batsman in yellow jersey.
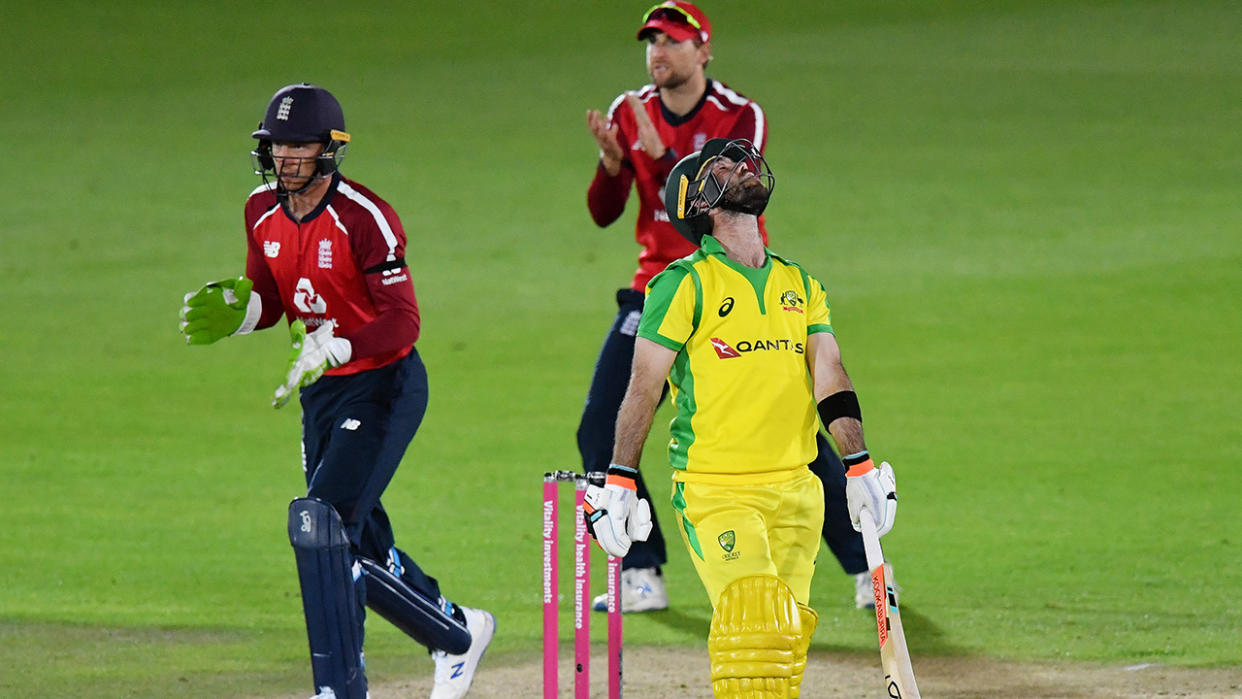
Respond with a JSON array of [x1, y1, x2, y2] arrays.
[[583, 138, 901, 698]]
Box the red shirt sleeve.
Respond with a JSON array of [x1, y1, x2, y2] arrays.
[[244, 195, 286, 330], [341, 198, 420, 359], [587, 161, 634, 227]]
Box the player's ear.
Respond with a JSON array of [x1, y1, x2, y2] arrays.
[[698, 40, 712, 68]]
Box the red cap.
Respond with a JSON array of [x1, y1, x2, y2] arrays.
[[636, 1, 711, 44]]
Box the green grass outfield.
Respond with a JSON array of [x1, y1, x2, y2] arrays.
[[2, 1, 1239, 696]]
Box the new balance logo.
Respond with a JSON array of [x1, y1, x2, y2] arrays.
[[710, 337, 741, 359], [341, 419, 361, 431], [264, 241, 280, 258]]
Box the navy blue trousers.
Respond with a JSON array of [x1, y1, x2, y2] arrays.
[[300, 347, 443, 604], [577, 289, 866, 575]]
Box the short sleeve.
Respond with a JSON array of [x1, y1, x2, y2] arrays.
[[804, 271, 833, 335], [639, 265, 698, 351]]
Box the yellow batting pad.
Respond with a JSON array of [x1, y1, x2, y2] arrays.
[[789, 603, 818, 699], [709, 575, 801, 698]]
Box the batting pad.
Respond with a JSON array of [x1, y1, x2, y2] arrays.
[[789, 603, 818, 699], [288, 497, 368, 699], [708, 574, 801, 698]]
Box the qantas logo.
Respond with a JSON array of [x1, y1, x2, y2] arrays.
[[711, 337, 805, 359], [710, 337, 741, 359]]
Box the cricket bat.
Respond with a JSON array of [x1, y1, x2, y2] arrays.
[[859, 509, 921, 698]]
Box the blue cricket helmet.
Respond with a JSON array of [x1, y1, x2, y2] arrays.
[[251, 83, 351, 178]]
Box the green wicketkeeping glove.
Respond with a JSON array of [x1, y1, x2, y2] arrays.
[[179, 277, 255, 345]]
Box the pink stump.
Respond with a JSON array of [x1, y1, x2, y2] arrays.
[[574, 478, 590, 698], [607, 553, 623, 698], [542, 475, 558, 699]]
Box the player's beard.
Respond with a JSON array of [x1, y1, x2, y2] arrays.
[[717, 176, 770, 216], [650, 63, 694, 90]]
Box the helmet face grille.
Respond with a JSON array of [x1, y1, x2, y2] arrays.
[[249, 84, 351, 195], [664, 138, 773, 245]]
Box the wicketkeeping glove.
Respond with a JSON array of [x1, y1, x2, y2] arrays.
[[272, 319, 352, 409], [844, 454, 897, 537], [583, 464, 653, 558], [179, 276, 257, 345]]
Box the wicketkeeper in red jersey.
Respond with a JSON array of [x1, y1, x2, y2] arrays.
[[179, 84, 492, 699], [579, 1, 876, 614]]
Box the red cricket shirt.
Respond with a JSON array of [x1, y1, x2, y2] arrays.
[[243, 174, 420, 375]]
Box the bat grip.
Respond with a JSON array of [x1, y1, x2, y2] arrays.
[[859, 508, 885, 570]]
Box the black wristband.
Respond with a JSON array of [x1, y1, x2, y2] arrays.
[[817, 390, 862, 427]]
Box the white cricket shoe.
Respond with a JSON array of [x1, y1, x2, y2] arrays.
[[430, 606, 495, 699], [854, 572, 874, 609], [856, 570, 901, 609], [591, 567, 669, 613]]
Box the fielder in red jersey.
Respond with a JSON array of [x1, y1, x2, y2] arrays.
[[578, 2, 873, 617]]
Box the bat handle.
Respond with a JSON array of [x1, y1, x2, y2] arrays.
[[859, 508, 885, 571]]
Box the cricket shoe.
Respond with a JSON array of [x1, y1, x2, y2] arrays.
[[591, 567, 669, 613], [855, 570, 902, 609], [430, 606, 495, 699]]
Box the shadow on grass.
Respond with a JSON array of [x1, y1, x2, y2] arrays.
[[640, 607, 712, 639]]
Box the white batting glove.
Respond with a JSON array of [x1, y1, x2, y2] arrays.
[[272, 319, 352, 408], [845, 455, 897, 537], [583, 465, 653, 558]]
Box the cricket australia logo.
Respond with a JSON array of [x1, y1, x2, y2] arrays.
[[317, 239, 333, 269], [264, 240, 281, 258], [277, 95, 294, 121], [718, 530, 739, 560], [780, 290, 804, 314]]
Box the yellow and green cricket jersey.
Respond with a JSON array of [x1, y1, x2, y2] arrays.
[[639, 235, 834, 480]]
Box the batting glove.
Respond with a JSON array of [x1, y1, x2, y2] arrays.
[[180, 276, 260, 345], [844, 453, 897, 537], [583, 464, 653, 558], [272, 319, 352, 408]]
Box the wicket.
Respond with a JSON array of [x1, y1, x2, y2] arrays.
[[543, 470, 622, 698]]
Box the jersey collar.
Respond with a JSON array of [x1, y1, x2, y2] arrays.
[[701, 234, 772, 271], [659, 78, 713, 127], [279, 171, 341, 224]]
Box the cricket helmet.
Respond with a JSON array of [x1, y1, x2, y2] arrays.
[[250, 83, 351, 177], [663, 138, 774, 245]]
